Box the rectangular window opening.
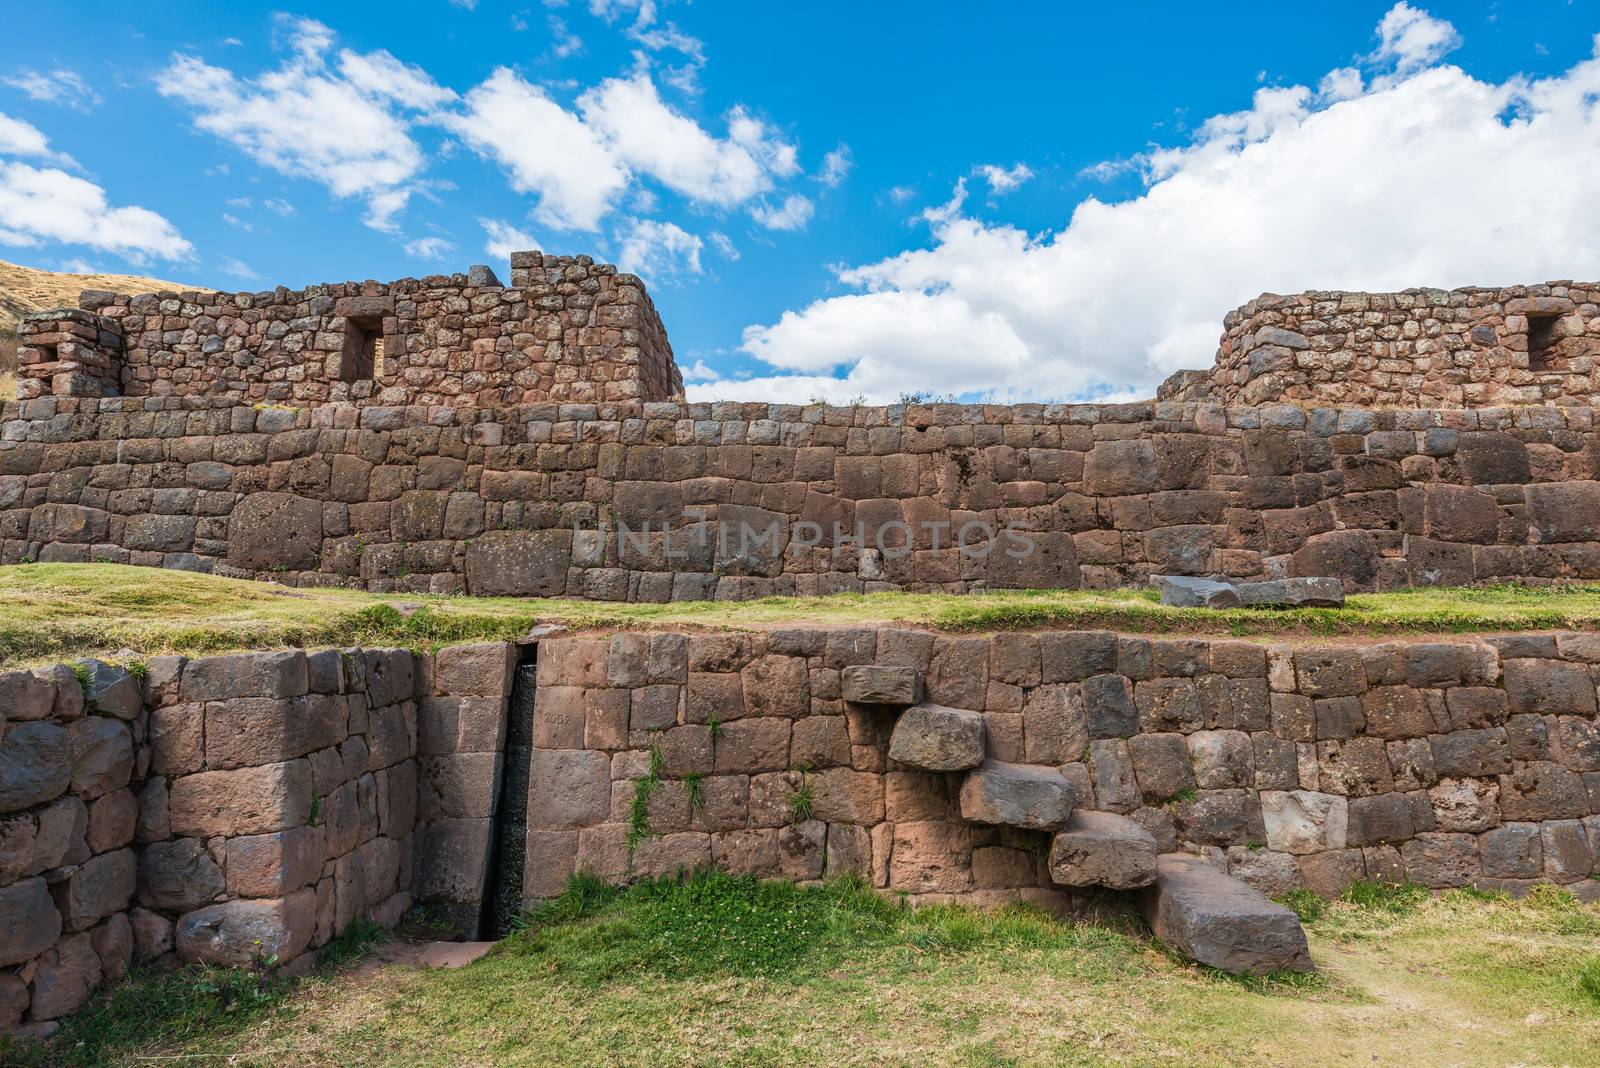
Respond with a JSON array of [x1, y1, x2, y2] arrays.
[[1527, 313, 1560, 372], [339, 315, 384, 382]]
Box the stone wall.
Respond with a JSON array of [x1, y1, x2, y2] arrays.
[[7, 396, 1600, 597], [1159, 282, 1600, 408], [524, 628, 1600, 906], [14, 252, 682, 408], [5, 627, 1600, 1036], [0, 643, 517, 1041]]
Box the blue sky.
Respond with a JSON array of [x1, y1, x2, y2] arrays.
[[3, 1, 1599, 402]]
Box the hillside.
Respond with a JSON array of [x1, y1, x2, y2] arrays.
[[0, 257, 202, 332]]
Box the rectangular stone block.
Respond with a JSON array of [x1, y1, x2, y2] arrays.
[[840, 665, 923, 706], [169, 760, 313, 838], [181, 651, 309, 702]]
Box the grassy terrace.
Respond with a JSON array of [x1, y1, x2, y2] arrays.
[[12, 872, 1600, 1067], [8, 563, 1600, 667]]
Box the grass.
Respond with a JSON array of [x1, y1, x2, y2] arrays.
[[8, 563, 1600, 667], [16, 870, 1600, 1067]]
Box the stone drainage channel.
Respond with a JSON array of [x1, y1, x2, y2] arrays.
[[481, 646, 537, 940]]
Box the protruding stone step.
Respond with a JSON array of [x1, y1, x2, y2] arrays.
[[842, 665, 923, 706], [887, 704, 984, 771], [1048, 810, 1158, 890], [958, 759, 1075, 830], [1138, 853, 1314, 975]]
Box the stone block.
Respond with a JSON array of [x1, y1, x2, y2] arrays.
[[1260, 790, 1347, 854], [1048, 809, 1157, 889], [1152, 575, 1240, 608], [168, 759, 313, 838], [139, 838, 225, 911], [420, 753, 503, 819], [434, 642, 517, 697], [66, 717, 134, 800], [840, 665, 923, 706], [527, 748, 610, 830], [53, 847, 135, 930], [0, 721, 70, 813], [958, 759, 1075, 830], [176, 892, 316, 966], [27, 931, 99, 1021], [1138, 853, 1313, 975], [226, 826, 327, 897], [888, 704, 986, 772], [1400, 832, 1480, 887], [182, 651, 309, 702], [0, 877, 61, 966], [75, 660, 142, 719]]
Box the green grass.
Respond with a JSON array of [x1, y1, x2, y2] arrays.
[[20, 871, 1600, 1068], [8, 562, 1600, 667]]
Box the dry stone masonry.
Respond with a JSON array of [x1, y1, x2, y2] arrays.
[[1160, 282, 1600, 408], [0, 642, 518, 1040], [9, 398, 1600, 596], [14, 252, 681, 407], [6, 622, 1600, 1033], [7, 263, 1600, 599]]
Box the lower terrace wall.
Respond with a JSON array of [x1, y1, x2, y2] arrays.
[[527, 629, 1600, 906], [9, 398, 1600, 597], [5, 628, 1600, 1037], [0, 643, 517, 1040]]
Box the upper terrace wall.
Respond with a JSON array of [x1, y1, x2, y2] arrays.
[[14, 252, 682, 408], [7, 396, 1600, 597], [1159, 282, 1600, 408]]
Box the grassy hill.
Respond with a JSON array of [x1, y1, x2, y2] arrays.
[[0, 257, 203, 399], [0, 257, 201, 332]]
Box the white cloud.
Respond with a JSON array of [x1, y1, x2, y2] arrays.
[[708, 230, 738, 260], [156, 15, 444, 233], [818, 145, 852, 187], [547, 15, 584, 58], [337, 49, 457, 109], [221, 212, 251, 231], [480, 217, 541, 260], [887, 185, 914, 204], [445, 68, 626, 231], [616, 217, 702, 282], [1372, 1, 1461, 73], [0, 160, 192, 262], [579, 74, 788, 207], [975, 161, 1032, 194], [0, 112, 56, 159], [405, 235, 454, 258], [2, 68, 100, 111], [722, 5, 1600, 405], [263, 197, 296, 216], [218, 256, 258, 280], [750, 193, 814, 231]]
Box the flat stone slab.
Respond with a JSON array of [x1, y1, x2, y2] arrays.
[[958, 759, 1075, 830], [1048, 810, 1158, 889], [1138, 853, 1314, 975], [842, 665, 923, 706], [1152, 575, 1240, 609], [1235, 577, 1344, 608], [418, 941, 495, 969], [888, 704, 986, 771], [1153, 575, 1345, 610]]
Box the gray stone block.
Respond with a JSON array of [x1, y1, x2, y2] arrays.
[[1152, 575, 1240, 609], [887, 704, 985, 772], [1139, 853, 1314, 975], [841, 665, 923, 706], [1048, 809, 1157, 889], [958, 759, 1075, 830]]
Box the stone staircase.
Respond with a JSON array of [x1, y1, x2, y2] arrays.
[[843, 665, 1313, 976]]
